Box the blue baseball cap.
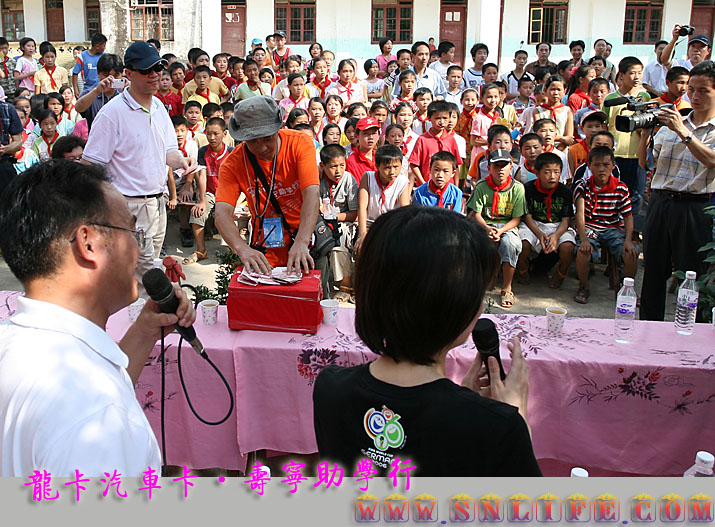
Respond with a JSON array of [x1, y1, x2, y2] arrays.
[[124, 41, 167, 70], [251, 38, 263, 46]]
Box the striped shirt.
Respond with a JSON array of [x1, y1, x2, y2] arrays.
[[574, 176, 632, 233], [651, 114, 715, 195]]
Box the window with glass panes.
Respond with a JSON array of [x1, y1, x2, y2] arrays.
[[623, 1, 664, 44], [275, 0, 315, 44], [131, 0, 174, 41], [372, 0, 413, 44], [528, 1, 568, 45], [2, 11, 24, 41]]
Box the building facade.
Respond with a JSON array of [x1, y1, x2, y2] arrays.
[[1, 0, 710, 72]]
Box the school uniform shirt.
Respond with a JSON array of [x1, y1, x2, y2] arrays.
[[181, 77, 228, 104], [573, 175, 632, 234], [14, 56, 38, 91], [462, 68, 484, 90], [62, 105, 81, 123], [31, 132, 62, 161], [444, 89, 463, 112], [213, 72, 237, 91], [524, 180, 574, 224], [0, 55, 16, 95], [345, 149, 376, 185], [313, 363, 541, 476], [278, 95, 310, 120], [470, 108, 500, 159], [33, 65, 69, 94], [186, 90, 221, 108], [411, 112, 432, 136], [467, 178, 526, 225], [307, 77, 333, 100], [320, 171, 358, 213], [155, 90, 183, 116], [72, 50, 103, 91], [532, 104, 571, 137], [365, 170, 410, 224], [413, 181, 463, 211], [501, 70, 534, 95], [408, 130, 462, 184], [234, 81, 272, 101], [326, 80, 367, 105], [198, 143, 233, 196], [604, 91, 651, 159]]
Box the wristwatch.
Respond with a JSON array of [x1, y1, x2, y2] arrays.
[[682, 132, 693, 144]]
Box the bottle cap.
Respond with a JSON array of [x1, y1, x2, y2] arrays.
[[623, 278, 634, 287], [686, 271, 697, 280], [570, 467, 589, 477], [696, 451, 714, 469]]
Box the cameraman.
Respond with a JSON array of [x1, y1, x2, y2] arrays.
[[640, 61, 715, 321], [661, 25, 711, 72]]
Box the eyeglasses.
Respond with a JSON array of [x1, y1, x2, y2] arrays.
[[70, 222, 146, 250], [131, 63, 165, 75]]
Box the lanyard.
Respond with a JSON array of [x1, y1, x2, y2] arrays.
[[244, 145, 279, 221]]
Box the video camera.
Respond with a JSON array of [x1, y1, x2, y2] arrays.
[[605, 96, 675, 133]]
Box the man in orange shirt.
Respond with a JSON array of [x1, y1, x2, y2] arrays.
[[216, 95, 320, 275]]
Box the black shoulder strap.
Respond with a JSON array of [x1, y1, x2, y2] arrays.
[[245, 147, 296, 242]]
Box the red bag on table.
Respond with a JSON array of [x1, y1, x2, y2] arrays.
[[227, 268, 323, 333]]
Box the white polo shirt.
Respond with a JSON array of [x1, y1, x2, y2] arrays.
[[0, 297, 161, 477], [83, 89, 178, 196], [643, 59, 668, 94]]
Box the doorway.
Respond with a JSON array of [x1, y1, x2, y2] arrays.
[[222, 3, 246, 57], [46, 0, 65, 41], [440, 0, 467, 66]]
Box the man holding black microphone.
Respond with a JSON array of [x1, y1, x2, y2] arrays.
[[640, 61, 715, 321]]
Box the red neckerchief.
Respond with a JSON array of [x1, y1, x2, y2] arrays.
[[46, 65, 58, 90], [428, 180, 449, 208], [426, 128, 444, 151], [416, 112, 429, 134], [189, 123, 201, 134], [399, 141, 408, 155], [660, 93, 681, 106], [205, 142, 227, 175], [312, 77, 331, 98], [195, 89, 212, 103], [178, 142, 188, 158], [375, 172, 396, 207], [326, 179, 339, 204], [42, 131, 60, 151], [540, 102, 565, 121], [173, 81, 185, 92], [1, 57, 8, 77], [289, 94, 305, 105], [485, 175, 512, 221], [23, 118, 31, 130], [480, 106, 498, 126], [313, 121, 324, 139], [463, 108, 477, 119], [544, 144, 554, 153], [574, 88, 592, 107], [326, 115, 342, 125], [356, 148, 376, 170], [15, 131, 28, 160], [524, 160, 536, 174], [534, 178, 558, 222], [398, 95, 414, 102], [56, 114, 63, 125], [63, 105, 74, 120], [576, 137, 590, 155], [588, 175, 619, 215], [339, 81, 354, 100]]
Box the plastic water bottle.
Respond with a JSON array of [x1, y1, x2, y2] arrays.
[[684, 451, 714, 477], [675, 271, 699, 335], [571, 467, 589, 477], [614, 278, 637, 343]]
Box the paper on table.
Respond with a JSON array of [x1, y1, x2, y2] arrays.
[[238, 267, 303, 287]]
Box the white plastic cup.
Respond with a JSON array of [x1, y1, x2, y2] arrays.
[[128, 297, 146, 322], [200, 299, 219, 325], [320, 299, 339, 325], [546, 306, 567, 335], [570, 467, 589, 477]]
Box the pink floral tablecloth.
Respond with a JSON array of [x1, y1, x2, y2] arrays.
[[2, 291, 713, 476]]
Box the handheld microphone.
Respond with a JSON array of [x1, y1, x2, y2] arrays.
[[604, 96, 630, 107], [472, 318, 506, 382], [142, 268, 205, 356]]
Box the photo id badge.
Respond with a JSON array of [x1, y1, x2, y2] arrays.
[[263, 217, 284, 248]]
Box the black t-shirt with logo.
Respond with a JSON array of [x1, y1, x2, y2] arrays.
[[524, 181, 574, 224], [313, 363, 542, 476]]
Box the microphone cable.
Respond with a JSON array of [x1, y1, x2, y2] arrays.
[[159, 283, 234, 473]]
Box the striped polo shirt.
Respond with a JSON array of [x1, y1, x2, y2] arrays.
[[574, 176, 632, 234]]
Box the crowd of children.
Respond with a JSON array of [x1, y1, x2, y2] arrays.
[[1, 27, 708, 309]]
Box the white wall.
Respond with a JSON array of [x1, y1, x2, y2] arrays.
[[465, 0, 505, 69], [63, 0, 87, 41], [246, 0, 275, 55], [201, 0, 222, 57], [413, 0, 440, 45], [24, 0, 47, 41]]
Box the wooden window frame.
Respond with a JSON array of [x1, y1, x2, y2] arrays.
[[2, 10, 25, 41], [130, 0, 174, 41], [371, 0, 413, 45], [528, 1, 568, 45], [623, 1, 664, 44], [274, 0, 316, 44]]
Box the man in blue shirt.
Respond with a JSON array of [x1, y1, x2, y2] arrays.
[[72, 33, 107, 97]]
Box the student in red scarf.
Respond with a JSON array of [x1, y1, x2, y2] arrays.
[[536, 75, 574, 147], [412, 151, 463, 211], [516, 152, 576, 289], [307, 57, 332, 99], [346, 117, 380, 184], [186, 66, 220, 107], [34, 45, 69, 95], [573, 146, 638, 304], [155, 69, 182, 116], [469, 83, 501, 160], [568, 110, 607, 176], [409, 100, 462, 187], [279, 73, 309, 120], [566, 65, 597, 113], [167, 115, 199, 248], [467, 149, 526, 308]]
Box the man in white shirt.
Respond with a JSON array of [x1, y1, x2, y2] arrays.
[[392, 41, 446, 99], [642, 39, 669, 97], [83, 41, 197, 294], [0, 160, 196, 476]]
